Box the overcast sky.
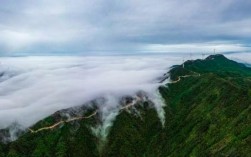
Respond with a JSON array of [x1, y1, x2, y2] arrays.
[[0, 0, 251, 55]]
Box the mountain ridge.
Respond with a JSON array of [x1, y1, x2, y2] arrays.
[[0, 54, 251, 157]]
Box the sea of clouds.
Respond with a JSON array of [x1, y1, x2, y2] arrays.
[[0, 53, 249, 130], [0, 54, 189, 129]]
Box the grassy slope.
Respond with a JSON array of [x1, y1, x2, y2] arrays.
[[0, 54, 250, 157]]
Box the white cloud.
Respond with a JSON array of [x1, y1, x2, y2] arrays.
[[225, 52, 251, 63], [0, 54, 182, 129]]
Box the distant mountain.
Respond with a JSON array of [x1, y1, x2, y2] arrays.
[[0, 54, 250, 157]]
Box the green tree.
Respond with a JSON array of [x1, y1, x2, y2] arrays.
[[7, 149, 20, 157], [55, 137, 67, 157], [32, 140, 51, 157]]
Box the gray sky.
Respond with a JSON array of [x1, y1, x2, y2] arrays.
[[0, 0, 251, 55]]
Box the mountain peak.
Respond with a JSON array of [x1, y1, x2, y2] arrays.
[[169, 54, 251, 81], [205, 54, 228, 60]]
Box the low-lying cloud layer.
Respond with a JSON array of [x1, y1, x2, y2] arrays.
[[225, 52, 251, 64], [0, 54, 184, 129]]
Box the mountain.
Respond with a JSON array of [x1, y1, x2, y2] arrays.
[[0, 54, 250, 157]]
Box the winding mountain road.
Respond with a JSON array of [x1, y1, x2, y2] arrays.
[[29, 97, 141, 134], [29, 110, 98, 133], [169, 73, 200, 84]]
